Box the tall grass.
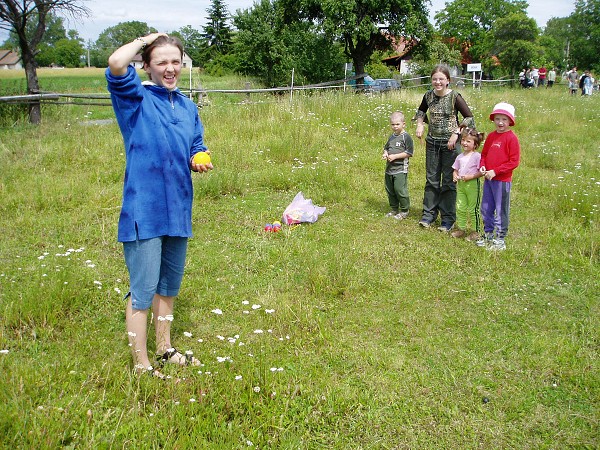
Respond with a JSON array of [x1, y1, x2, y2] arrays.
[[0, 79, 598, 448]]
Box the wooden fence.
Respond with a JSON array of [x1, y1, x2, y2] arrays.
[[0, 74, 516, 108]]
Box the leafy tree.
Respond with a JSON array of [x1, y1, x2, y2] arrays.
[[3, 13, 69, 66], [54, 38, 83, 67], [409, 35, 463, 76], [203, 52, 238, 76], [34, 15, 67, 66], [233, 0, 345, 87], [280, 0, 430, 87], [67, 29, 81, 41], [279, 21, 346, 85], [171, 25, 205, 67], [202, 0, 233, 58], [91, 21, 156, 67], [0, 0, 90, 124], [233, 0, 286, 86], [365, 57, 397, 80], [568, 0, 600, 71], [491, 13, 540, 78], [537, 35, 562, 70], [541, 17, 571, 71], [435, 0, 528, 62], [40, 13, 67, 44]]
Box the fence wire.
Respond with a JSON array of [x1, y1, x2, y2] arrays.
[[0, 74, 517, 108]]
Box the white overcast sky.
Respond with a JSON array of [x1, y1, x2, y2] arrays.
[[1, 0, 577, 44]]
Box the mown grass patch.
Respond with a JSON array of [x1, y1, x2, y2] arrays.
[[0, 80, 598, 448]]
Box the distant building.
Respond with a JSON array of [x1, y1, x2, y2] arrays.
[[380, 37, 418, 74], [130, 52, 193, 70], [380, 36, 474, 77], [0, 50, 22, 70]]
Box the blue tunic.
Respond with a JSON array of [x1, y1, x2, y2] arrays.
[[106, 66, 207, 242]]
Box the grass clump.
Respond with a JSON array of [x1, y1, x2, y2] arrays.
[[0, 80, 598, 448]]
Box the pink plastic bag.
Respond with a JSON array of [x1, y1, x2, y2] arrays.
[[282, 192, 326, 225]]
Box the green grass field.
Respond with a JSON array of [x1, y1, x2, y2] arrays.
[[0, 71, 598, 448]]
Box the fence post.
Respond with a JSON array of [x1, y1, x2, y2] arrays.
[[196, 82, 203, 108], [290, 68, 295, 105]]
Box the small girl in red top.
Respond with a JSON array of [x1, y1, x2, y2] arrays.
[[477, 103, 521, 251]]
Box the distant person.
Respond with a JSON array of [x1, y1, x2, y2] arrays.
[[538, 66, 547, 86], [106, 33, 213, 378], [414, 64, 475, 232], [531, 66, 539, 87], [520, 68, 533, 88], [518, 68, 526, 88], [525, 68, 533, 87], [547, 67, 556, 88], [567, 67, 579, 95], [477, 103, 521, 251], [451, 128, 485, 241], [382, 111, 414, 220], [580, 70, 594, 96]]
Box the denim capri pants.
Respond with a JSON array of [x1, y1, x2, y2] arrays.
[[123, 236, 188, 310]]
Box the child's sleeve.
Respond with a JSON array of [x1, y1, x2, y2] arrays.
[[404, 134, 414, 156], [383, 135, 391, 152], [494, 134, 521, 176], [452, 155, 460, 171], [479, 139, 491, 168]]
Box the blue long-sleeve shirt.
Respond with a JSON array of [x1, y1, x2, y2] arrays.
[[106, 65, 207, 242]]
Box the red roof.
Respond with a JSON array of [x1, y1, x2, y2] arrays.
[[0, 50, 20, 66]]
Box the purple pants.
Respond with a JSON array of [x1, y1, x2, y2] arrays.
[[481, 179, 512, 238]]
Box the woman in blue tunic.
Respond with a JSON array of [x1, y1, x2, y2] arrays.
[[106, 33, 212, 378]]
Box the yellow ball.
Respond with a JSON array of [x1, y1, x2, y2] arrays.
[[193, 152, 211, 165]]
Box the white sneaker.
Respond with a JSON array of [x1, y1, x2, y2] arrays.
[[487, 238, 506, 251], [385, 211, 399, 218], [475, 234, 493, 247], [394, 211, 409, 220]]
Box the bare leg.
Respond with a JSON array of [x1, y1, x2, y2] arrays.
[[125, 297, 151, 371], [153, 293, 175, 355], [153, 294, 201, 366]]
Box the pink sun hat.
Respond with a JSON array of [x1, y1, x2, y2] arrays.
[[489, 102, 515, 126]]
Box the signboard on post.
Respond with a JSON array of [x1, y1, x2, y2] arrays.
[[467, 63, 482, 89]]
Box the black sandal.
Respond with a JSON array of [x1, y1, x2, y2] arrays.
[[156, 348, 200, 367]]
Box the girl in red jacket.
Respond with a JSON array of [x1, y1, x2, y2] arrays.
[[477, 103, 521, 251]]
